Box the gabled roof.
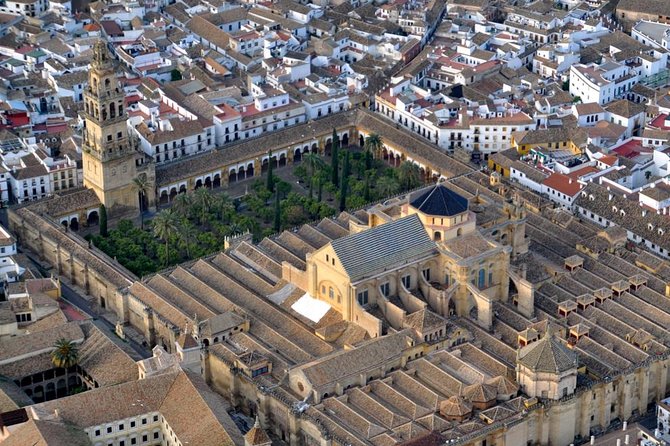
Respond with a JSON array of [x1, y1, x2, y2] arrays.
[[517, 334, 577, 374], [244, 417, 271, 446], [605, 99, 645, 119], [2, 418, 91, 446], [403, 309, 446, 333], [409, 184, 468, 217], [330, 214, 436, 281]]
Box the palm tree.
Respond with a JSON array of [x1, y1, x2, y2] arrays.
[[228, 222, 245, 236], [398, 161, 422, 191], [133, 175, 150, 229], [304, 153, 325, 188], [51, 338, 79, 369], [172, 192, 191, 219], [194, 188, 214, 225], [178, 219, 196, 259], [364, 133, 383, 160], [153, 209, 179, 266], [377, 176, 399, 198], [214, 192, 233, 221]]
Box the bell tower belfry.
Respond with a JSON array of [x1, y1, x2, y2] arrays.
[[82, 40, 154, 214]]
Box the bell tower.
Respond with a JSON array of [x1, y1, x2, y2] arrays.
[[82, 40, 154, 214]]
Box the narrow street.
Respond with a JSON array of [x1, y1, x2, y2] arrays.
[[58, 281, 151, 360], [22, 250, 151, 360]]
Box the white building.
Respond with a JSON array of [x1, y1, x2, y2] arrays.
[[569, 61, 637, 106], [632, 21, 670, 50], [0, 0, 48, 17], [0, 225, 24, 283], [7, 160, 50, 203]]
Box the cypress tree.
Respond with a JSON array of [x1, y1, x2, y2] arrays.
[[317, 176, 323, 202], [99, 204, 108, 237], [331, 129, 339, 187], [273, 192, 281, 232], [339, 151, 350, 212], [363, 173, 370, 202], [266, 150, 274, 192]]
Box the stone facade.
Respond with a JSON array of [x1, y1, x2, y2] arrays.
[[82, 40, 155, 215]]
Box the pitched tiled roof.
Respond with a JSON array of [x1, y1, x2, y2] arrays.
[[294, 331, 412, 388], [331, 214, 436, 281], [2, 418, 92, 446], [463, 382, 497, 403], [31, 369, 243, 446], [517, 334, 577, 374], [28, 188, 100, 218], [0, 322, 84, 363], [244, 417, 271, 445], [605, 99, 645, 118], [409, 185, 468, 217], [156, 108, 473, 186], [439, 395, 472, 417], [403, 309, 446, 333], [574, 183, 670, 252]]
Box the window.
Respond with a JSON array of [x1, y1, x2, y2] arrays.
[[95, 429, 101, 437], [154, 432, 159, 439], [120, 441, 125, 446], [107, 426, 112, 434], [422, 268, 430, 281], [252, 366, 269, 377], [131, 439, 137, 445], [153, 415, 158, 422], [119, 423, 124, 430], [142, 435, 148, 442], [380, 282, 390, 297], [130, 421, 136, 428], [357, 290, 368, 306], [478, 269, 486, 288], [401, 275, 411, 289], [329, 287, 334, 299]]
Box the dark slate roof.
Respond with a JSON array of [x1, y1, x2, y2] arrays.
[[331, 214, 436, 281], [409, 185, 468, 217], [517, 334, 577, 374]]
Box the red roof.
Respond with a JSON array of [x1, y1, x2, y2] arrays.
[[612, 139, 646, 158], [100, 20, 123, 36], [542, 172, 583, 197], [567, 166, 599, 180], [649, 113, 670, 130], [597, 154, 618, 166], [124, 94, 141, 105]]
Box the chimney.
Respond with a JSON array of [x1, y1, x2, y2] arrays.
[[590, 436, 595, 445], [608, 194, 613, 201], [623, 421, 627, 431]]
